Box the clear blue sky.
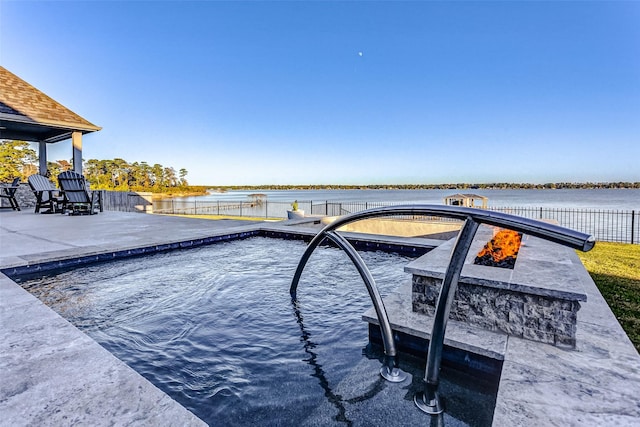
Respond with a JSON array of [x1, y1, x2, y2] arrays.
[[2, 1, 639, 186]]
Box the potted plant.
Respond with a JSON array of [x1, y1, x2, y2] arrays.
[[287, 200, 305, 219]]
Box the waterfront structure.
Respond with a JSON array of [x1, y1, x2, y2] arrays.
[[444, 193, 488, 209]]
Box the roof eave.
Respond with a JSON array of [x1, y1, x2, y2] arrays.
[[0, 112, 101, 133], [0, 113, 101, 143]]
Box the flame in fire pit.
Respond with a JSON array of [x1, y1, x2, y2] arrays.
[[474, 228, 522, 269]]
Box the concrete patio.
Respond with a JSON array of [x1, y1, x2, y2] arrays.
[[1, 209, 639, 426]]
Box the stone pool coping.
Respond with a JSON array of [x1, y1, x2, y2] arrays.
[[1, 210, 639, 425]]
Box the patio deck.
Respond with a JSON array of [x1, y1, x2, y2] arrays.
[[1, 210, 639, 426]]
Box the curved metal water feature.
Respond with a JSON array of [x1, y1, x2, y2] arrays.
[[290, 205, 595, 416]]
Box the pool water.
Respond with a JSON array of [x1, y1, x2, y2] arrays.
[[15, 237, 497, 426]]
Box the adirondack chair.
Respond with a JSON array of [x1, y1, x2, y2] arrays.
[[57, 171, 102, 215], [27, 174, 65, 213], [0, 177, 21, 211]]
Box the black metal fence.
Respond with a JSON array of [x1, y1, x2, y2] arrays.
[[153, 198, 294, 219], [487, 206, 638, 245], [153, 199, 638, 244]]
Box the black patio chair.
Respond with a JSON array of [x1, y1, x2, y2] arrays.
[[57, 171, 102, 215], [0, 177, 21, 211], [28, 174, 65, 213]]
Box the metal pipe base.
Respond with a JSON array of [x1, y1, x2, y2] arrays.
[[379, 365, 408, 383], [414, 390, 444, 415]]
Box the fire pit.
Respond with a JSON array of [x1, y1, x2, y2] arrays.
[[408, 226, 587, 348], [474, 228, 522, 269]]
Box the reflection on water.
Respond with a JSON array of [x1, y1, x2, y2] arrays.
[[291, 299, 353, 426]]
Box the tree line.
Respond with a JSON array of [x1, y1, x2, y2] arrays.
[[0, 140, 195, 193], [2, 139, 638, 191], [217, 182, 640, 191], [83, 158, 189, 192]]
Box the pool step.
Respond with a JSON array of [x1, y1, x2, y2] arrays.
[[298, 355, 492, 427]]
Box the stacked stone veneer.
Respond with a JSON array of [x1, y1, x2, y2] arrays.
[[412, 276, 580, 348], [408, 231, 587, 349], [0, 183, 34, 210]]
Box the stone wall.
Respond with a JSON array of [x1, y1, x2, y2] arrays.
[[0, 184, 35, 210], [412, 275, 581, 348], [406, 232, 587, 349]]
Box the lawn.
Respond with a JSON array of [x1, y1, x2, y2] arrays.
[[577, 242, 640, 353]]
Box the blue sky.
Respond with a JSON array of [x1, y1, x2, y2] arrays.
[[2, 1, 639, 185]]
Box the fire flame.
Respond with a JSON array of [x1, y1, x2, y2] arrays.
[[476, 228, 522, 265]]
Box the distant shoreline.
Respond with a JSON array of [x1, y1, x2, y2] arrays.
[[205, 182, 639, 192]]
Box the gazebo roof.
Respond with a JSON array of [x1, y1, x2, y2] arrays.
[[443, 193, 488, 209], [444, 193, 488, 201], [0, 66, 101, 143]]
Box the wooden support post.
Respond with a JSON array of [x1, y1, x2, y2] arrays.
[[38, 141, 47, 175]]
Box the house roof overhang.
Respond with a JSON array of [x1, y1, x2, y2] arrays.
[[0, 66, 101, 143], [0, 113, 101, 143]]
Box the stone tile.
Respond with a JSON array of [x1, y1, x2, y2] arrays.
[[494, 308, 640, 425], [518, 234, 575, 264], [494, 356, 640, 426]]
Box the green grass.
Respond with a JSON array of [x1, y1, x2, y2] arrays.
[[577, 242, 640, 353]]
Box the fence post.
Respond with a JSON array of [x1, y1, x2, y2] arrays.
[[240, 201, 243, 217], [217, 200, 220, 215], [194, 199, 197, 215], [632, 210, 636, 245], [265, 200, 268, 218]]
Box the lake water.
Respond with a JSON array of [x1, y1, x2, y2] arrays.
[[181, 188, 639, 211]]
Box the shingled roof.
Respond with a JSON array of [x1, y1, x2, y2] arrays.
[[0, 66, 101, 143]]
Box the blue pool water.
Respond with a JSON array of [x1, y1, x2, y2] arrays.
[[15, 237, 497, 426]]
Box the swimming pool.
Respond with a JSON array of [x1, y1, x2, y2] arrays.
[[13, 237, 497, 426]]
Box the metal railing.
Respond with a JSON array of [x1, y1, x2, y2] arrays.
[[487, 206, 638, 244], [152, 198, 638, 244], [153, 199, 298, 219], [289, 205, 595, 418]]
